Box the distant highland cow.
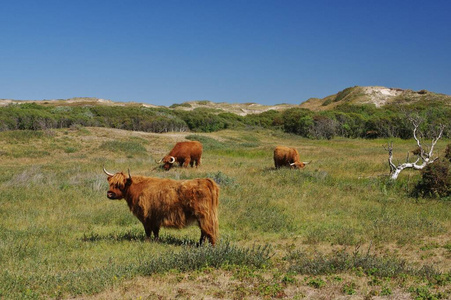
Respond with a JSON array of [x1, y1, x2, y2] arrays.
[[273, 146, 309, 169], [160, 141, 202, 170]]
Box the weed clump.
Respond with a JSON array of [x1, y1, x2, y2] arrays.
[[413, 144, 451, 199], [139, 241, 273, 275], [284, 247, 441, 279]]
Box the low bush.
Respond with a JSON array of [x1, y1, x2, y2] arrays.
[[139, 241, 273, 275], [285, 247, 441, 279], [413, 146, 451, 199]]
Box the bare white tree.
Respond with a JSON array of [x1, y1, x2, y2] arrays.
[[384, 119, 445, 180]]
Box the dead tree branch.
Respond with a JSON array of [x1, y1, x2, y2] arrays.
[[384, 121, 445, 180]]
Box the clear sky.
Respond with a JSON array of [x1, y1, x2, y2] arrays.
[[1, 0, 450, 106]]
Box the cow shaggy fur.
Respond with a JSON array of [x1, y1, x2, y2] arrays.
[[161, 141, 203, 170], [273, 146, 306, 169], [105, 171, 219, 245]]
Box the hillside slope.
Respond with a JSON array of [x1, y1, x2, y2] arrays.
[[169, 100, 298, 116], [0, 97, 298, 116], [300, 86, 451, 111]]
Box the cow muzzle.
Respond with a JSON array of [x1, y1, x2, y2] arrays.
[[107, 191, 117, 199]]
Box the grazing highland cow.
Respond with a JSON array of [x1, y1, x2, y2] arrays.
[[274, 146, 308, 169], [160, 141, 203, 170], [103, 168, 219, 245]]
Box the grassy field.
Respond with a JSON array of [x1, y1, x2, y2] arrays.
[[0, 127, 450, 299]]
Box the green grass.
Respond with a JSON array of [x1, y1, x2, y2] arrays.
[[0, 127, 450, 299], [99, 140, 147, 155], [0, 129, 45, 142], [185, 134, 227, 150]]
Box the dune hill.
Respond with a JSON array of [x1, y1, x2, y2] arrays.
[[299, 86, 451, 111], [1, 86, 450, 115]]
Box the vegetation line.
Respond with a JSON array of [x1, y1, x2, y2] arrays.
[[1, 98, 450, 139]]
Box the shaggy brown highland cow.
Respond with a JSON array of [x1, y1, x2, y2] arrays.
[[273, 146, 308, 169], [104, 168, 219, 245], [160, 141, 203, 170]]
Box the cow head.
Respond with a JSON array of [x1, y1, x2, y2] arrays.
[[290, 162, 306, 169], [160, 155, 176, 170], [103, 167, 132, 200]]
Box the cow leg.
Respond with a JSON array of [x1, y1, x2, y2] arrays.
[[197, 219, 216, 246], [207, 235, 215, 245], [143, 223, 152, 241], [199, 231, 215, 246], [178, 159, 184, 167], [183, 157, 191, 167], [198, 231, 206, 246], [152, 227, 160, 241], [143, 222, 160, 241], [195, 158, 201, 167]]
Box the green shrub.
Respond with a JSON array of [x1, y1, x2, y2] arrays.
[[281, 108, 313, 137], [169, 102, 192, 108], [342, 282, 357, 295], [408, 286, 437, 300], [413, 158, 451, 198], [445, 144, 451, 161], [244, 110, 283, 128], [175, 110, 230, 132], [307, 277, 326, 289]]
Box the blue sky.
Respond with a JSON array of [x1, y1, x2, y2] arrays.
[[1, 0, 450, 106]]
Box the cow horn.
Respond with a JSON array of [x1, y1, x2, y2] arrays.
[[290, 162, 295, 166], [103, 167, 115, 176], [169, 156, 175, 164], [128, 168, 132, 179]]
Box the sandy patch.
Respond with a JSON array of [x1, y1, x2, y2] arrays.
[[362, 87, 403, 107]]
